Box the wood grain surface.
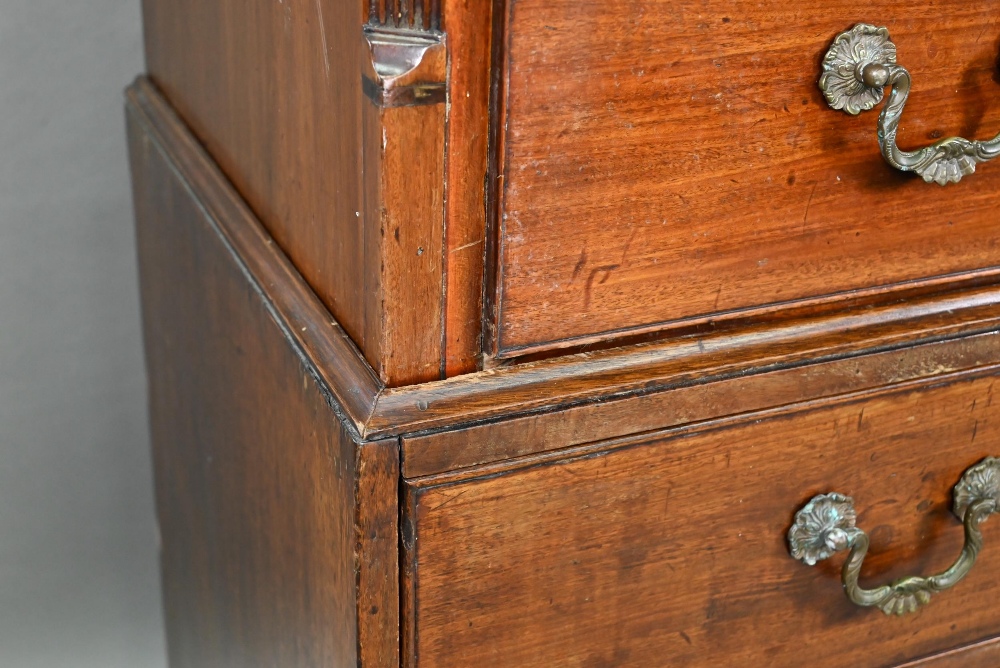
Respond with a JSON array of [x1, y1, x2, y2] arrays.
[[491, 2, 1000, 356], [405, 370, 1000, 668], [441, 0, 494, 375], [378, 283, 1000, 439], [122, 80, 1000, 480], [142, 0, 473, 385], [128, 84, 398, 668], [361, 70, 447, 384], [142, 0, 368, 348]]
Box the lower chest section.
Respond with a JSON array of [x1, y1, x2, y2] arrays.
[[404, 370, 1000, 667]]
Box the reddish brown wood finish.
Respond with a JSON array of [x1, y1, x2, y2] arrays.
[[128, 68, 1000, 668], [377, 283, 1000, 440], [141, 0, 368, 350], [404, 370, 1000, 668], [361, 41, 448, 383], [490, 2, 1000, 357], [125, 79, 382, 433], [400, 330, 1000, 477], [141, 0, 479, 385], [128, 82, 399, 668], [441, 0, 494, 375]]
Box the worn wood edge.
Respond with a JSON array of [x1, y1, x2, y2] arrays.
[[895, 634, 1000, 667], [440, 0, 492, 376], [404, 362, 1000, 490], [400, 485, 420, 668], [399, 330, 1000, 477], [494, 267, 1000, 361], [360, 27, 449, 385], [124, 77, 385, 435], [371, 286, 1000, 437], [355, 438, 401, 668], [479, 0, 512, 363]]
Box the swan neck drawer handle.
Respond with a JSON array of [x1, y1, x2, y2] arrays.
[[788, 457, 1000, 616], [820, 23, 1000, 185]]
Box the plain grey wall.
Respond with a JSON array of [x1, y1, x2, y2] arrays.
[[0, 1, 166, 666]]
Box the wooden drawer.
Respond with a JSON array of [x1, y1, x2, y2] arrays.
[[141, 0, 1000, 374], [403, 370, 1000, 667], [488, 2, 1000, 357]]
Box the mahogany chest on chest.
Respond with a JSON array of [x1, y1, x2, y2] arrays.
[[129, 1, 1000, 665]]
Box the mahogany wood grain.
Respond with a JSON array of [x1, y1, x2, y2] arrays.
[[121, 85, 1000, 483], [491, 1, 1000, 357], [128, 84, 398, 668], [142, 0, 367, 347], [361, 81, 447, 383], [142, 0, 472, 385], [441, 0, 494, 375], [404, 370, 1000, 667]]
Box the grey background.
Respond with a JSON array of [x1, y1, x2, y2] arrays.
[[0, 1, 166, 666]]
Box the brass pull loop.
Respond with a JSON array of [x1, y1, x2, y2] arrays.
[[820, 24, 1000, 185], [788, 457, 1000, 616]]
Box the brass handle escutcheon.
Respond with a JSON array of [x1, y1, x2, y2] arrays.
[[788, 457, 1000, 616], [820, 24, 1000, 185]]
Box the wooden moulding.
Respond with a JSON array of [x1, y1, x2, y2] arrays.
[[128, 77, 1000, 476], [362, 27, 448, 385], [128, 90, 399, 667]]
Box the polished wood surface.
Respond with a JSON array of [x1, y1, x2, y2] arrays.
[[378, 283, 1000, 441], [126, 81, 1000, 460], [131, 2, 1000, 664], [361, 70, 447, 383], [141, 0, 368, 353], [405, 370, 1000, 667], [441, 0, 494, 375], [141, 0, 484, 384], [490, 2, 1000, 357], [128, 83, 399, 668]]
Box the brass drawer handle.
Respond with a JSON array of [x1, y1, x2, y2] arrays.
[[820, 23, 1000, 185], [788, 457, 1000, 616]]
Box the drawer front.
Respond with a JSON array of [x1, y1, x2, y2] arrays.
[[404, 370, 1000, 667], [492, 2, 1000, 356]]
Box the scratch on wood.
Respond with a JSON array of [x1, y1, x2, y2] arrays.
[[426, 489, 471, 513], [620, 228, 638, 265], [801, 181, 819, 233], [450, 238, 483, 254], [972, 419, 979, 444], [583, 264, 620, 309], [571, 246, 588, 281], [314, 0, 331, 80]]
